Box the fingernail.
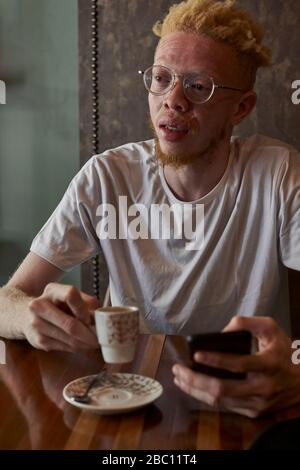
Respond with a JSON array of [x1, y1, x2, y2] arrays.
[[172, 365, 179, 375]]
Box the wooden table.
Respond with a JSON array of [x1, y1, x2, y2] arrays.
[[1, 335, 300, 450]]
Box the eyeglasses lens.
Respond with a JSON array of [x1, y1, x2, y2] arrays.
[[144, 66, 213, 103]]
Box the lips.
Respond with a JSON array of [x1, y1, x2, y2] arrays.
[[158, 119, 189, 142], [158, 118, 189, 142], [159, 119, 189, 133]]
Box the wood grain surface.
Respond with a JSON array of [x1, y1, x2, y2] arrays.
[[1, 335, 300, 450]]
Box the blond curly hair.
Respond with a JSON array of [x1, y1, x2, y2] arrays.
[[153, 0, 272, 87]]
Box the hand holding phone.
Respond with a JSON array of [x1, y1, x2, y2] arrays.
[[187, 330, 253, 380]]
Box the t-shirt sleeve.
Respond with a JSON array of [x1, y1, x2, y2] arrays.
[[30, 156, 101, 272], [278, 148, 300, 270]]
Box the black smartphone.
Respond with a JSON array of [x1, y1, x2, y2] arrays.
[[186, 330, 253, 380]]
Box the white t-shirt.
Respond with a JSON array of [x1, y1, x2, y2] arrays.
[[30, 134, 300, 334]]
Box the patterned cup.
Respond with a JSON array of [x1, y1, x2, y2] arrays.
[[95, 306, 139, 363]]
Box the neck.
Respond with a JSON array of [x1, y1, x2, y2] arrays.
[[163, 139, 232, 201]]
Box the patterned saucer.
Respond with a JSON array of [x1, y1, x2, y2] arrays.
[[63, 373, 163, 415]]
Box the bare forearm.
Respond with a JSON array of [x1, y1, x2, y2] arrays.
[[0, 285, 34, 339]]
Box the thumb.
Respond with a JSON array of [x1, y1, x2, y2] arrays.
[[81, 292, 100, 309], [81, 292, 100, 326], [223, 315, 279, 342]]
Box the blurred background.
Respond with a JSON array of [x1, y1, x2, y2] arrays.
[[0, 0, 299, 293], [0, 0, 79, 286]]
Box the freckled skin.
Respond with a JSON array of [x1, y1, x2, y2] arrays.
[[149, 31, 257, 200], [149, 32, 248, 162]]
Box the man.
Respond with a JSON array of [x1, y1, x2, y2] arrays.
[[1, 0, 300, 417]]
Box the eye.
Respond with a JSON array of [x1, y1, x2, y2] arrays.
[[186, 76, 210, 94], [153, 73, 171, 84], [191, 83, 204, 91]]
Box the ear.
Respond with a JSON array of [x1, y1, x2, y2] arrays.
[[231, 91, 257, 126]]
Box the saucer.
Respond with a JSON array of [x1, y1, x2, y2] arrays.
[[63, 373, 163, 415]]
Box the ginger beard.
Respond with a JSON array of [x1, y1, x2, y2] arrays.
[[148, 117, 228, 169]]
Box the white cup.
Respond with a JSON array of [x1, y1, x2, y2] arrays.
[[95, 306, 139, 363]]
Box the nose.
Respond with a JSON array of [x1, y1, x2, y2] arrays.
[[163, 79, 190, 113]]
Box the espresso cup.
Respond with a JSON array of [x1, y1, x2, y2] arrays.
[[94, 306, 139, 363]]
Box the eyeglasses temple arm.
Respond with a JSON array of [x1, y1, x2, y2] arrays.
[[215, 84, 246, 92]]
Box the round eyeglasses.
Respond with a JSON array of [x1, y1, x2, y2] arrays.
[[139, 65, 246, 104]]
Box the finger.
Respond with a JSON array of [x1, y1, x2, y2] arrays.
[[81, 292, 100, 309], [172, 363, 226, 403], [220, 395, 268, 418], [42, 283, 93, 325], [32, 333, 74, 353], [172, 363, 265, 399], [29, 298, 98, 347], [223, 315, 279, 341], [89, 324, 97, 336], [32, 316, 97, 351], [194, 350, 268, 373], [81, 293, 100, 325], [173, 372, 266, 416], [174, 376, 215, 405]]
